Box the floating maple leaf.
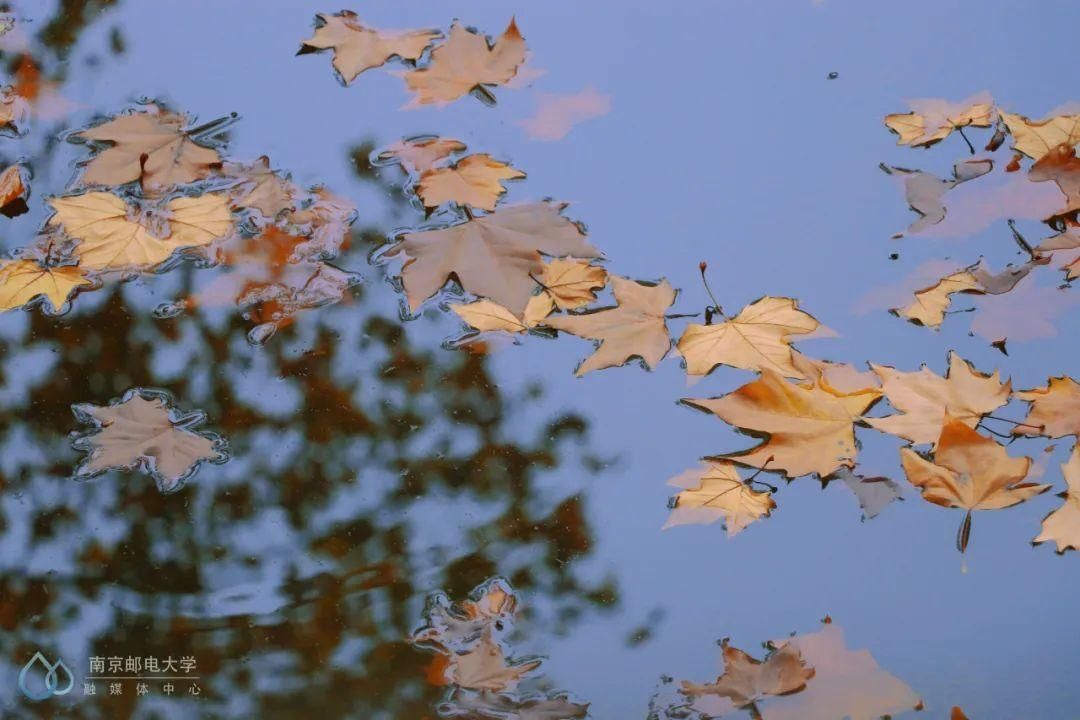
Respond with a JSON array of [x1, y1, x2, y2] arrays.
[[71, 388, 227, 492], [865, 353, 1010, 446], [1012, 376, 1080, 438], [762, 620, 922, 720], [684, 370, 881, 479], [681, 640, 813, 710], [1029, 142, 1080, 224], [298, 10, 441, 85], [450, 296, 552, 334], [663, 461, 776, 536], [73, 106, 227, 190], [415, 153, 524, 211], [0, 259, 91, 313], [536, 258, 607, 310], [0, 165, 28, 218], [224, 155, 298, 218], [400, 19, 526, 107], [376, 136, 467, 174], [900, 414, 1050, 552], [884, 93, 994, 148], [48, 191, 233, 272], [387, 202, 600, 316], [790, 355, 881, 394], [1000, 111, 1080, 160], [546, 276, 676, 376], [1033, 445, 1080, 554], [445, 630, 542, 692], [677, 296, 820, 379]]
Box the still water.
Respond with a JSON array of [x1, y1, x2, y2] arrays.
[[0, 1, 1078, 718]]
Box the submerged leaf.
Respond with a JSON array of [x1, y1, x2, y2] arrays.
[[681, 640, 813, 709], [377, 136, 466, 173], [299, 10, 441, 85], [546, 276, 676, 376], [71, 389, 226, 492]]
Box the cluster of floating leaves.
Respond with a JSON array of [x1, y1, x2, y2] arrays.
[[882, 94, 1080, 337], [410, 578, 588, 719], [299, 11, 533, 107], [0, 102, 360, 344], [369, 78, 1080, 556]]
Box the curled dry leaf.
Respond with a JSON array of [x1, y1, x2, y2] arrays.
[[865, 353, 1010, 446], [388, 202, 600, 316], [893, 256, 1048, 328], [415, 153, 525, 211], [545, 276, 676, 376], [0, 164, 29, 218], [684, 370, 881, 480], [681, 640, 813, 710], [48, 191, 233, 272], [677, 296, 819, 379], [882, 159, 993, 237], [74, 107, 224, 190], [1033, 445, 1080, 553], [663, 461, 776, 536], [71, 388, 227, 492], [536, 258, 607, 310], [1000, 111, 1080, 160], [0, 259, 91, 313], [401, 19, 526, 107], [450, 295, 553, 333], [299, 10, 441, 85], [900, 415, 1049, 549], [827, 468, 903, 521], [762, 621, 922, 720], [377, 136, 466, 173], [884, 94, 994, 147], [1012, 376, 1080, 438]]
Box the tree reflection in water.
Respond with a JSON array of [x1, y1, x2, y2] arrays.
[[0, 6, 613, 718]]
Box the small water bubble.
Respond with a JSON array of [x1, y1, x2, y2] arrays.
[[152, 299, 188, 319], [247, 322, 278, 346]]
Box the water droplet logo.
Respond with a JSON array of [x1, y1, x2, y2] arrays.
[[17, 651, 74, 701]]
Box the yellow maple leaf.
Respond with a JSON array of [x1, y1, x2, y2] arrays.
[[415, 153, 524, 211], [536, 258, 607, 310], [1033, 445, 1080, 554], [1012, 376, 1080, 438], [48, 192, 233, 271], [0, 259, 90, 312], [684, 370, 881, 479], [865, 353, 1010, 446], [677, 297, 819, 378], [545, 276, 676, 376], [884, 94, 994, 147], [892, 270, 981, 327], [299, 10, 441, 85], [1001, 111, 1080, 160], [401, 19, 526, 107], [450, 295, 553, 333], [900, 414, 1050, 550], [663, 461, 775, 536]]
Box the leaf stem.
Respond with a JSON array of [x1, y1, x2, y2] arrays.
[[982, 414, 1044, 432], [956, 510, 972, 554], [664, 312, 702, 319], [462, 206, 475, 220], [956, 125, 975, 155], [745, 457, 777, 492], [1007, 219, 1037, 260], [698, 261, 727, 321], [187, 112, 239, 139]]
